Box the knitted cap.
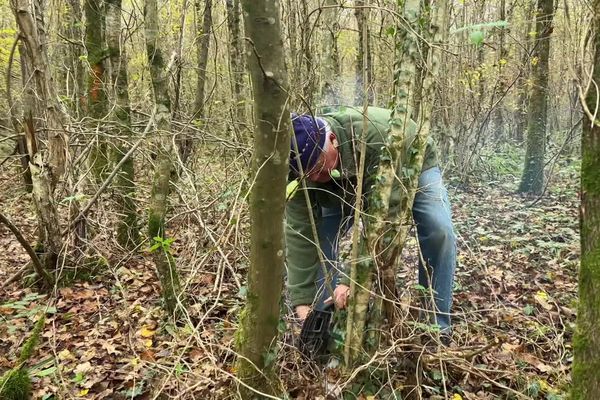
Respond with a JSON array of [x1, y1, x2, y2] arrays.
[[290, 114, 327, 176]]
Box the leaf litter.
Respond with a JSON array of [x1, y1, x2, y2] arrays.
[[0, 162, 579, 399]]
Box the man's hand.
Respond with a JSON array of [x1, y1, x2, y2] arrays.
[[324, 284, 350, 310], [295, 305, 311, 321]]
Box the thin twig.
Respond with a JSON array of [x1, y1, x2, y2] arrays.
[[0, 211, 54, 288]]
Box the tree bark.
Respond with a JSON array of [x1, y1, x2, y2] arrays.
[[354, 0, 374, 105], [235, 0, 290, 396], [492, 0, 508, 139], [571, 1, 600, 396], [85, 0, 109, 180], [105, 0, 138, 248], [145, 0, 183, 315], [518, 0, 554, 194], [66, 0, 85, 117], [320, 0, 340, 106], [345, 0, 445, 368], [226, 0, 245, 124], [11, 0, 67, 273]]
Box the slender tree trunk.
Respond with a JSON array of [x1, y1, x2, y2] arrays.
[[194, 0, 212, 118], [320, 0, 340, 106], [226, 0, 245, 124], [178, 0, 212, 163], [299, 0, 314, 103], [431, 0, 452, 167], [85, 0, 109, 179], [235, 0, 290, 395], [106, 0, 138, 248], [7, 35, 33, 191], [571, 1, 600, 396], [11, 0, 67, 273], [514, 0, 535, 142], [66, 0, 85, 117], [171, 0, 188, 121], [145, 0, 183, 315], [355, 0, 373, 105], [492, 0, 508, 139], [518, 0, 554, 194]]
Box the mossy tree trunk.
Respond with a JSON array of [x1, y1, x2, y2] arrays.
[[235, 0, 290, 396], [518, 0, 554, 194], [145, 0, 183, 315], [571, 1, 600, 396], [344, 0, 445, 367], [85, 0, 109, 180], [106, 0, 138, 248]]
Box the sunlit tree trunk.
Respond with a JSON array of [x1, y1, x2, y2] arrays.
[[571, 1, 600, 396], [85, 0, 109, 179], [235, 0, 290, 395], [518, 0, 554, 194], [145, 0, 183, 315], [105, 0, 138, 248]]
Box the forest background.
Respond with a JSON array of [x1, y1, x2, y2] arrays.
[[0, 0, 593, 399]]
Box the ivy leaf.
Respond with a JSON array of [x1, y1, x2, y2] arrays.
[[470, 30, 485, 46], [286, 179, 299, 200]]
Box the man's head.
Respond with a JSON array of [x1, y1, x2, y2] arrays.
[[290, 114, 339, 183]]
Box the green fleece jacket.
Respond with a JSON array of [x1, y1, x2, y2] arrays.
[[285, 106, 438, 307]]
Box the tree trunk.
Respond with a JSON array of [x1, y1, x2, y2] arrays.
[[66, 0, 85, 117], [194, 0, 212, 118], [235, 0, 290, 396], [299, 0, 314, 104], [344, 0, 445, 367], [354, 0, 373, 105], [105, 0, 138, 248], [178, 0, 212, 163], [518, 0, 554, 194], [514, 0, 535, 142], [226, 0, 245, 124], [320, 0, 340, 106], [571, 1, 600, 396], [492, 0, 508, 140], [85, 0, 109, 180], [12, 0, 67, 273], [7, 35, 33, 192], [145, 0, 183, 315]]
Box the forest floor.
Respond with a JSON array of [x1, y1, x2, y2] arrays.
[[0, 155, 580, 400]]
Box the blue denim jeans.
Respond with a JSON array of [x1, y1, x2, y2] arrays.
[[314, 167, 457, 331]]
